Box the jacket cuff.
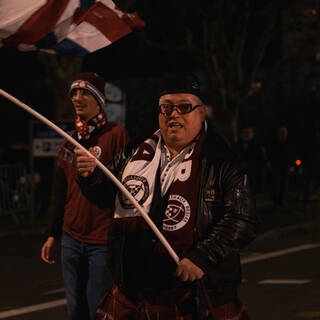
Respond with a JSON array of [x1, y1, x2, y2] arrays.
[[184, 249, 214, 274]]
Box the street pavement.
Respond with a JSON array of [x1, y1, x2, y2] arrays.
[[240, 219, 320, 320], [0, 201, 319, 320]]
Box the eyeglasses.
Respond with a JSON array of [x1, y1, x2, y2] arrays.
[[158, 103, 203, 116]]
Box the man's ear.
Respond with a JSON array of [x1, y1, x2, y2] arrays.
[[200, 105, 207, 121]]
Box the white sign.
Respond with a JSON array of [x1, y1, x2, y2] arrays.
[[32, 121, 74, 157], [33, 138, 63, 157]]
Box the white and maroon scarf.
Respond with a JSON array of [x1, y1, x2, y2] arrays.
[[114, 126, 206, 255]]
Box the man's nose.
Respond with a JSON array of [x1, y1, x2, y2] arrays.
[[169, 107, 180, 116], [72, 90, 82, 100]]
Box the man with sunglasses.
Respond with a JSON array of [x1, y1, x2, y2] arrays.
[[75, 73, 257, 319]]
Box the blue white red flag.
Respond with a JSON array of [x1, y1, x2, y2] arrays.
[[0, 0, 145, 56]]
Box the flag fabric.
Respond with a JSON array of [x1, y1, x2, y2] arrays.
[[0, 0, 145, 56]]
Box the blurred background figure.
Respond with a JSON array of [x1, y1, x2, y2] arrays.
[[267, 125, 295, 208], [299, 126, 320, 208], [232, 126, 270, 194]]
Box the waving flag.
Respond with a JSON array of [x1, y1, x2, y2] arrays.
[[0, 0, 145, 56]]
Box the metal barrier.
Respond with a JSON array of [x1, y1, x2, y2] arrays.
[[0, 164, 31, 219]]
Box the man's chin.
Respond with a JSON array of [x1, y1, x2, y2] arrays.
[[75, 110, 85, 117], [166, 135, 185, 146], [167, 127, 184, 137]]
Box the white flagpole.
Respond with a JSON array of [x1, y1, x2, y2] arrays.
[[0, 88, 180, 264]]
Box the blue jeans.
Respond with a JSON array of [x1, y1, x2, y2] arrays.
[[61, 232, 112, 320]]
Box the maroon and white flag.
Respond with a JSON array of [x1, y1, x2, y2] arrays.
[[0, 0, 145, 56]]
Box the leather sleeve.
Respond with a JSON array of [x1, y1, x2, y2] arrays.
[[185, 161, 258, 273]]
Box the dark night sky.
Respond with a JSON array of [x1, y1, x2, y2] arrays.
[[83, 34, 200, 80]]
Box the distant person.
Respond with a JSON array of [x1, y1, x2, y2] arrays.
[[41, 72, 130, 320], [205, 105, 233, 157], [232, 126, 270, 193], [299, 128, 320, 207], [75, 73, 257, 320], [267, 125, 294, 207]]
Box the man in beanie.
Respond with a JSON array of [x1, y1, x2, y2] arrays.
[[75, 73, 257, 319], [41, 72, 130, 320]]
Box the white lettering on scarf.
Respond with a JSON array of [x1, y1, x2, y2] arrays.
[[114, 130, 195, 219]]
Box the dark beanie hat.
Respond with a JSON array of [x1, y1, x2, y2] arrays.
[[158, 73, 204, 102], [69, 72, 106, 108]]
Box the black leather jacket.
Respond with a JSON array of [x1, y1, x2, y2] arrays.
[[77, 127, 258, 306]]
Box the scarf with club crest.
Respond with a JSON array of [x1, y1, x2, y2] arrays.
[[114, 126, 205, 256]]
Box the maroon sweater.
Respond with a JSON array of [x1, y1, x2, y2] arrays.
[[50, 122, 129, 244]]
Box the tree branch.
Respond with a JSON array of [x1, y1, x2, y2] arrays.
[[232, 0, 250, 85], [248, 7, 280, 91]]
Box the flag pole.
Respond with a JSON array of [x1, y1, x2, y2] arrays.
[[0, 88, 180, 264]]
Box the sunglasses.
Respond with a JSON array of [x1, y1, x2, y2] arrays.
[[158, 103, 203, 116]]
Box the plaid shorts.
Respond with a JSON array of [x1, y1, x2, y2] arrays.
[[94, 284, 252, 320]]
